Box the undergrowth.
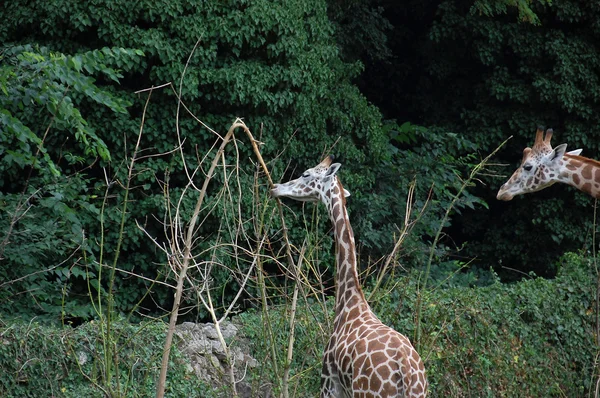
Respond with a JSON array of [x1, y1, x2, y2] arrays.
[[0, 318, 207, 398], [0, 252, 595, 397]]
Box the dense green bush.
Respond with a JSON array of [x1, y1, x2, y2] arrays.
[[2, 254, 593, 397], [0, 44, 144, 320], [402, 252, 596, 396], [0, 318, 206, 397], [0, 0, 484, 322], [0, 0, 395, 321]]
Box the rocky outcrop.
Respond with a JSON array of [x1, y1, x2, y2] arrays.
[[175, 321, 270, 397]]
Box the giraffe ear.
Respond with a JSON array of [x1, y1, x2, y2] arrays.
[[566, 148, 582, 156], [325, 163, 342, 176], [550, 143, 568, 162], [343, 188, 351, 198]]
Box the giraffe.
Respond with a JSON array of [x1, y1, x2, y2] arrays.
[[271, 155, 427, 398], [496, 126, 597, 201]]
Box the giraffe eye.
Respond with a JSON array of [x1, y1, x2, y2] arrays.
[[523, 164, 533, 172], [302, 173, 309, 178]]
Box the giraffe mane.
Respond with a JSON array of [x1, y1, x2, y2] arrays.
[[337, 178, 347, 207], [563, 153, 600, 168]]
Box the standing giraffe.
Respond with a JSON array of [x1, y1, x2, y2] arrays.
[[496, 126, 594, 201], [271, 156, 427, 397]]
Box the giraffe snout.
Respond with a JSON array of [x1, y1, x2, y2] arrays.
[[496, 184, 514, 201], [271, 184, 283, 198]]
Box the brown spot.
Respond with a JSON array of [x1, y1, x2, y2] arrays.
[[566, 163, 578, 171], [348, 307, 359, 320], [347, 296, 359, 308], [377, 364, 391, 380], [371, 351, 387, 366], [369, 375, 382, 391], [527, 177, 533, 186], [582, 182, 592, 193], [367, 339, 380, 352], [410, 358, 418, 369], [382, 381, 394, 393], [571, 160, 583, 168], [354, 353, 367, 368], [338, 245, 346, 263], [336, 218, 345, 232], [573, 174, 581, 185], [344, 289, 353, 301], [582, 165, 593, 180], [332, 185, 339, 195]]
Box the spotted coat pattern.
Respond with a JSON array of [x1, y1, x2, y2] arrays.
[[497, 126, 600, 201], [272, 156, 428, 398]]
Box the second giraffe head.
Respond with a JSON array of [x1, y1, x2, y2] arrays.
[[271, 155, 351, 203], [496, 126, 579, 201]]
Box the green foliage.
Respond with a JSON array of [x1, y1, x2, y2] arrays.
[[471, 0, 551, 25], [377, 252, 596, 396], [0, 318, 206, 397], [0, 0, 397, 321], [0, 44, 144, 321], [327, 0, 393, 62], [426, 0, 600, 277], [0, 44, 142, 177], [237, 303, 330, 395], [1, 252, 594, 397], [353, 122, 487, 267]]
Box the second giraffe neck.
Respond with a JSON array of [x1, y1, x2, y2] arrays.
[[560, 154, 600, 198], [327, 179, 369, 323]]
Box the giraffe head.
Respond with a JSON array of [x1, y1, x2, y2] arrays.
[[271, 155, 351, 203], [497, 127, 569, 201]]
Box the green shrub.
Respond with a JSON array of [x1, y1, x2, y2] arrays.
[[0, 0, 398, 321], [0, 44, 143, 321], [236, 300, 330, 396], [0, 318, 207, 397], [378, 252, 596, 396]]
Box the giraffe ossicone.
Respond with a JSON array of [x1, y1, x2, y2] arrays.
[[497, 126, 598, 201], [272, 155, 428, 398]]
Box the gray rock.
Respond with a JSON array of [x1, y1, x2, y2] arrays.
[[175, 320, 268, 398]]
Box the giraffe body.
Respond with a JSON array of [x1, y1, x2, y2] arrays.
[[272, 156, 427, 398], [497, 126, 600, 200]]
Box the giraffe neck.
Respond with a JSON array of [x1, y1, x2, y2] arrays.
[[326, 178, 368, 324], [559, 154, 600, 198]]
